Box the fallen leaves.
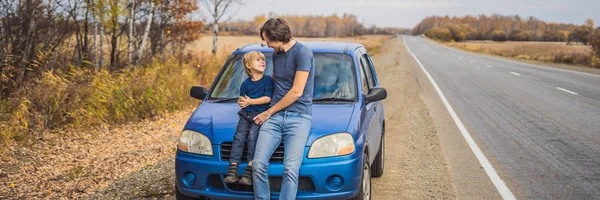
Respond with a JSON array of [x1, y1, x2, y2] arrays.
[[0, 108, 193, 199]]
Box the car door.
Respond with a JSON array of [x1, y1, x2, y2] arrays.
[[356, 48, 378, 162], [363, 53, 384, 155]]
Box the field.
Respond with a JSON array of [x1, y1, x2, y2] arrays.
[[187, 35, 393, 56], [446, 40, 599, 68]]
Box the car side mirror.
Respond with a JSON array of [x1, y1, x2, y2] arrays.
[[364, 87, 387, 104], [190, 86, 207, 100]]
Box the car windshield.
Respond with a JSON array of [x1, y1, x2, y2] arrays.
[[209, 52, 356, 102]]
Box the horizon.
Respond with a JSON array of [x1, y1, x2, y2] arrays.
[[220, 0, 599, 28]]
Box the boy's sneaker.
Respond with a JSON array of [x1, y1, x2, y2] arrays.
[[224, 163, 239, 184], [238, 166, 253, 185]]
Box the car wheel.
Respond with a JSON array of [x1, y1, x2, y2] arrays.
[[351, 153, 371, 200], [371, 122, 385, 177]]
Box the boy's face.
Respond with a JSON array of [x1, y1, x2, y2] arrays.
[[250, 57, 266, 73]]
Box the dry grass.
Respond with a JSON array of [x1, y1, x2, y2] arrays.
[[0, 56, 224, 147], [449, 41, 591, 59], [186, 35, 393, 56], [447, 40, 599, 68]]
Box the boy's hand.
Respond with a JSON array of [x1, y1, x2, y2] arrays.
[[238, 96, 246, 108], [238, 96, 252, 108]]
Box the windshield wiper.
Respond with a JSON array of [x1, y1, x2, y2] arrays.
[[313, 97, 355, 102], [210, 97, 238, 103]]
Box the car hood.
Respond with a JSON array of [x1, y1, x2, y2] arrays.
[[183, 102, 356, 146]]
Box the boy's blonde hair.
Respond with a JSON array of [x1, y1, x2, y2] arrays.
[[242, 51, 266, 78]]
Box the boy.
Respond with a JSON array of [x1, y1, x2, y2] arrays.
[[224, 51, 273, 186]]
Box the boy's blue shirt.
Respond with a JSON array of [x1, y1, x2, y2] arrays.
[[240, 75, 274, 113]]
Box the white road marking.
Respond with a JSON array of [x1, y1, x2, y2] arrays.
[[485, 65, 493, 68], [459, 57, 463, 60], [403, 36, 517, 200], [556, 87, 578, 95], [470, 60, 474, 63], [510, 72, 521, 76]]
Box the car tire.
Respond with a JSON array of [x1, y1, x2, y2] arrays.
[[351, 153, 371, 200], [371, 122, 385, 177]]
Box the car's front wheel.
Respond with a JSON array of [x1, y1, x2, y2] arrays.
[[371, 122, 385, 177], [351, 153, 371, 200]]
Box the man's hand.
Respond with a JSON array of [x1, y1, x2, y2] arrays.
[[253, 110, 272, 125]]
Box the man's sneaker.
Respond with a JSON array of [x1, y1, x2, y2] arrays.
[[238, 166, 253, 185], [224, 163, 239, 184]]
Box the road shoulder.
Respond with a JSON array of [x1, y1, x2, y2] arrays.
[[370, 36, 456, 199]]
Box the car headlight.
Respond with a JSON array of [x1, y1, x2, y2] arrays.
[[178, 130, 213, 156], [308, 132, 355, 158]]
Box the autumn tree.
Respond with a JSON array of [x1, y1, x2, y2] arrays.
[[412, 14, 584, 42], [509, 30, 528, 41], [220, 13, 386, 37], [491, 30, 507, 41], [425, 27, 452, 42], [134, 0, 157, 65]]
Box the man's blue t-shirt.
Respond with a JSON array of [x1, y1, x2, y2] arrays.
[[240, 75, 274, 113], [270, 42, 315, 115]]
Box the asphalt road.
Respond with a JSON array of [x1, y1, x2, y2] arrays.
[[403, 35, 600, 199]]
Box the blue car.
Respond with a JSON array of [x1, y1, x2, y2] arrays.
[[175, 41, 387, 200]]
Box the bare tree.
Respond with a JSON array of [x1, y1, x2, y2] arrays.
[[199, 0, 240, 55], [128, 0, 135, 65], [135, 0, 155, 65]]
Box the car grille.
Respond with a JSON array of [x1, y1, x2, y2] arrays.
[[224, 176, 315, 192], [220, 142, 285, 162], [208, 174, 224, 189]]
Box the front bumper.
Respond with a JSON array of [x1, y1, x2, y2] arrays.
[[175, 148, 363, 199]]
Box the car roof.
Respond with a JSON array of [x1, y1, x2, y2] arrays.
[[235, 41, 364, 55]]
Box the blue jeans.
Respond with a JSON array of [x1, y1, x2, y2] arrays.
[[252, 111, 311, 200], [230, 111, 261, 164]]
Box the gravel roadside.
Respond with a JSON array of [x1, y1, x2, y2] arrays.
[[370, 36, 456, 199]]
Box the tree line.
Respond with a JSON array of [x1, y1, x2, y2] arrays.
[[413, 14, 598, 44], [0, 0, 204, 98], [220, 13, 411, 37]]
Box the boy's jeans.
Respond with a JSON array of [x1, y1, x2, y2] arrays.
[[229, 111, 261, 164], [252, 111, 311, 200]]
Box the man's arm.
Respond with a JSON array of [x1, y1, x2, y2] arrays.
[[267, 70, 309, 114], [253, 71, 309, 125]]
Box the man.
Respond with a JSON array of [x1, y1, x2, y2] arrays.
[[251, 18, 315, 200]]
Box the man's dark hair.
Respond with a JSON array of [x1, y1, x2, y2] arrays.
[[260, 18, 292, 43]]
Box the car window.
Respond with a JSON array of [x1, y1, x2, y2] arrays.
[[313, 53, 357, 100], [364, 54, 379, 86], [209, 52, 357, 102], [360, 55, 375, 88], [355, 52, 369, 94]]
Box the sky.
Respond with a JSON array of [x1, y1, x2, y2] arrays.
[[216, 0, 600, 28]]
